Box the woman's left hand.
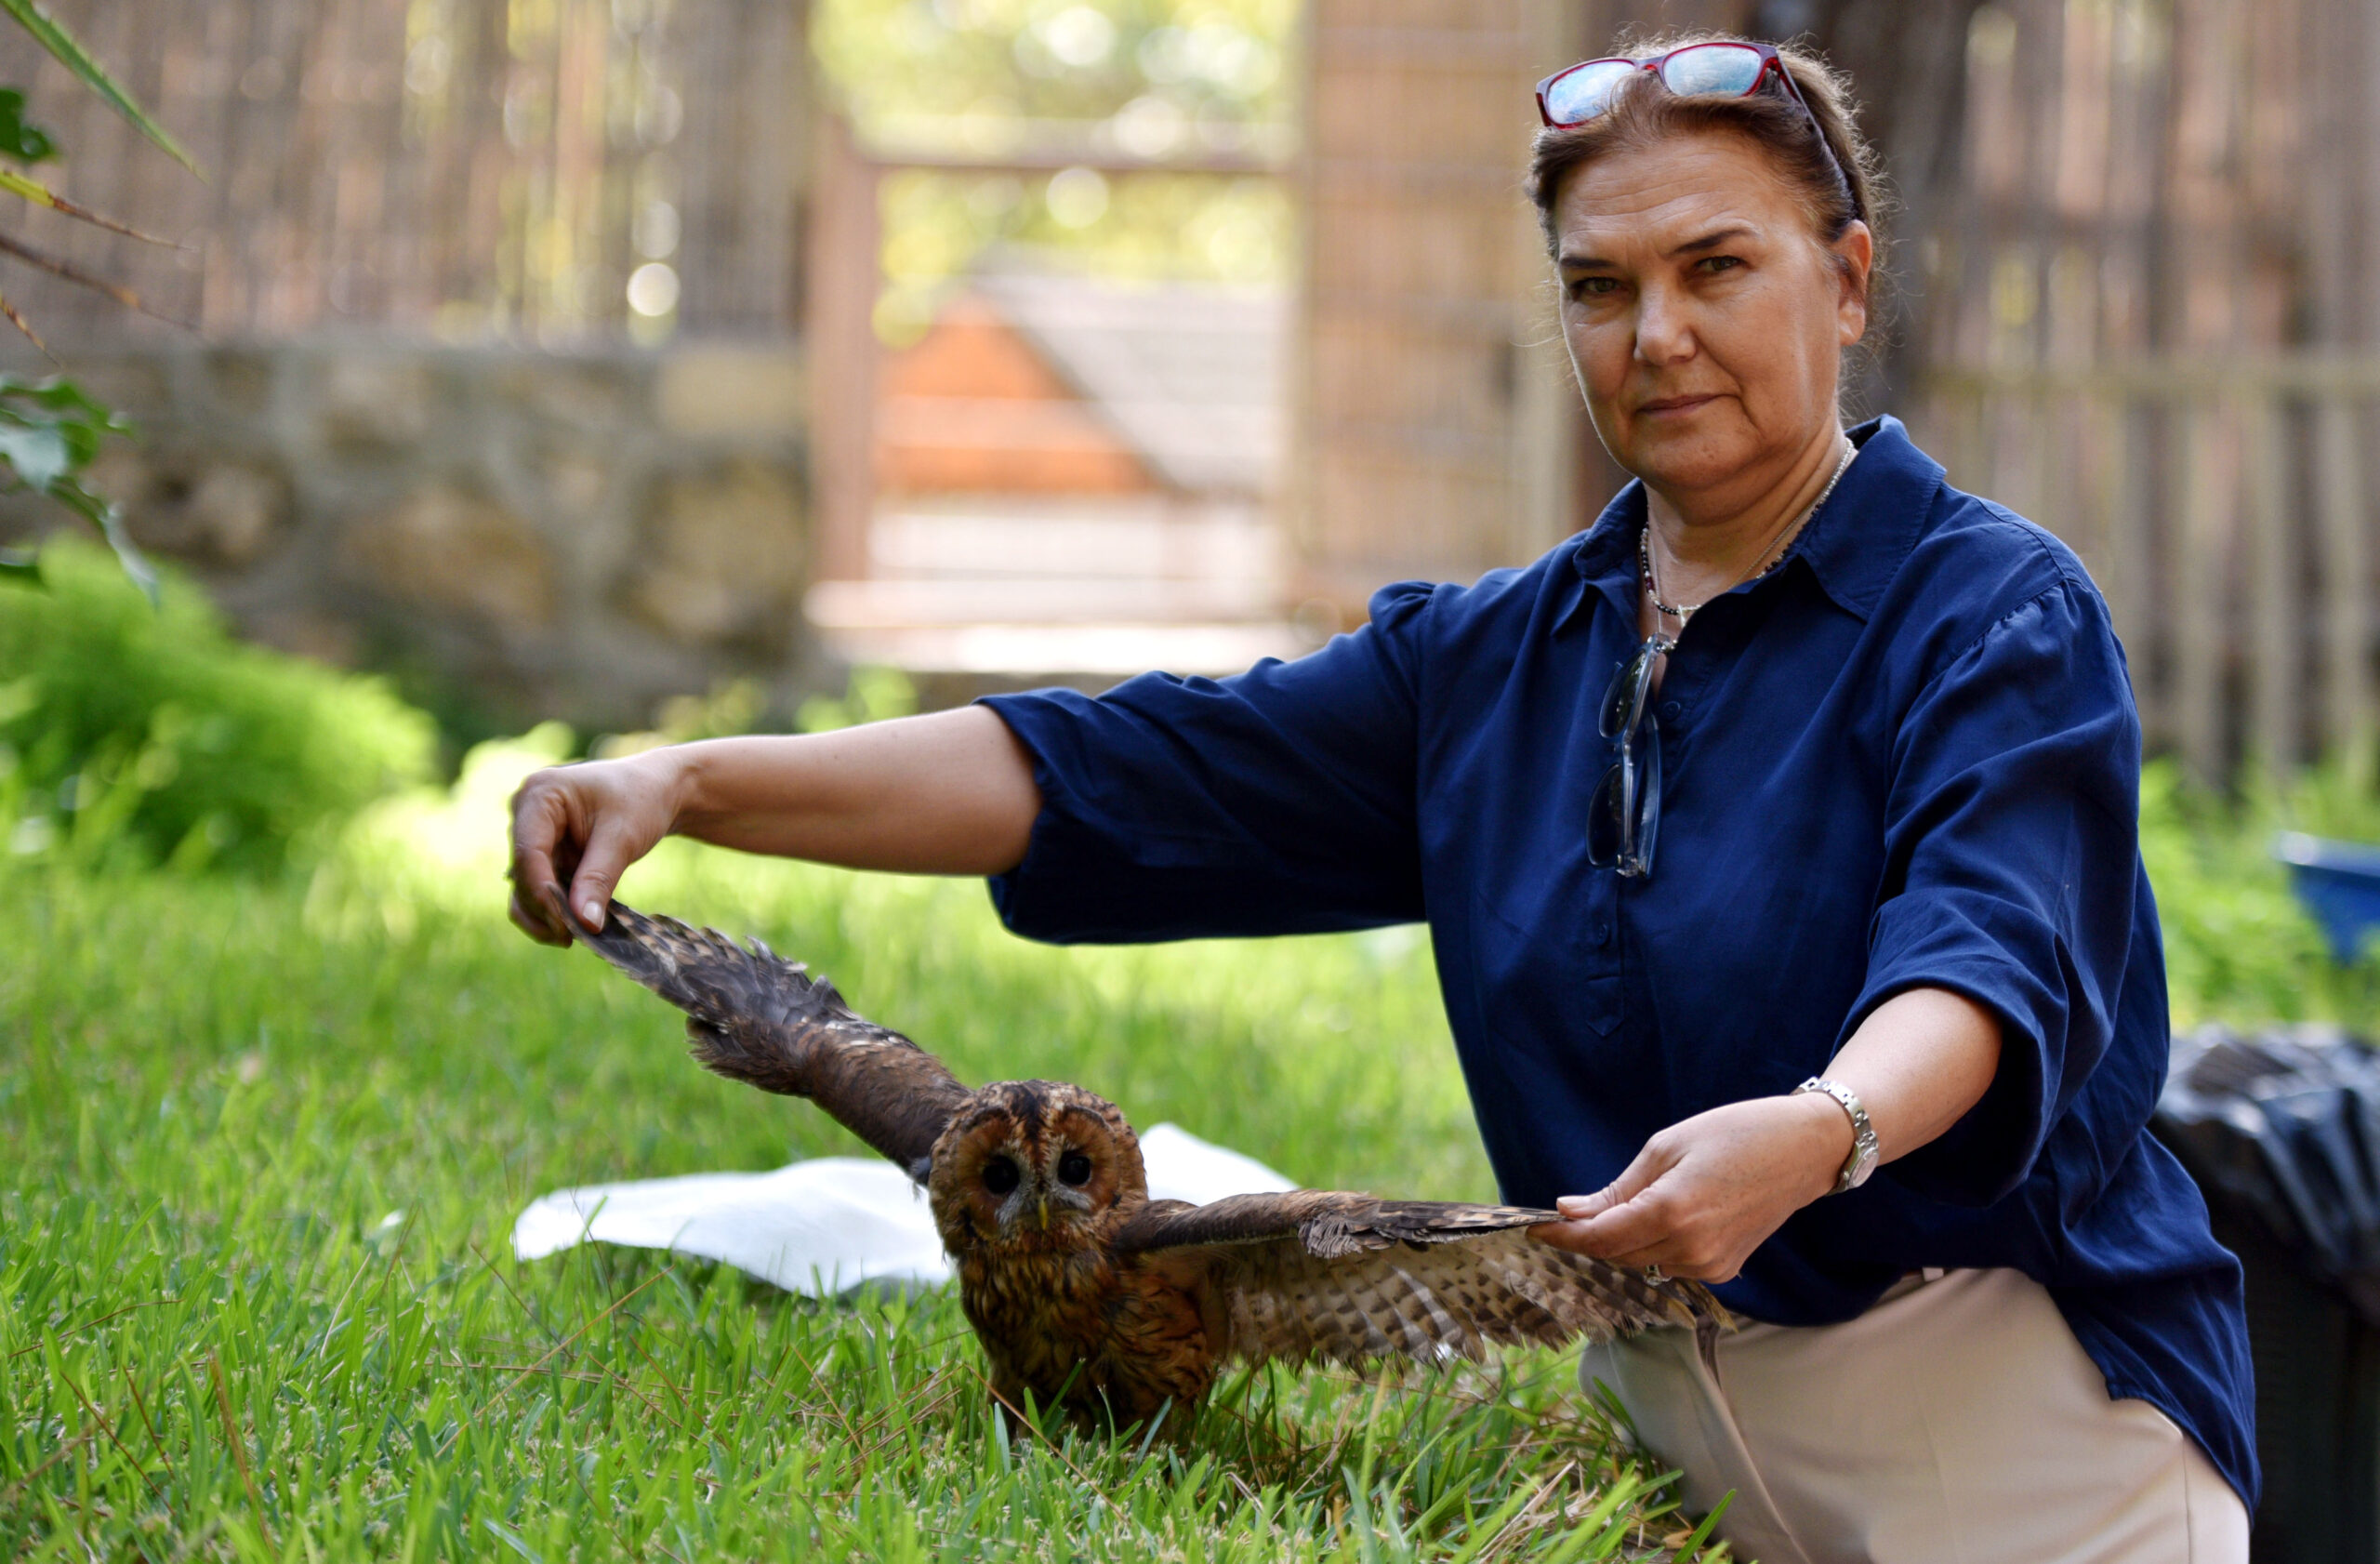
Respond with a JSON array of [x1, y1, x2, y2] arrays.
[[1530, 1093, 1853, 1282]]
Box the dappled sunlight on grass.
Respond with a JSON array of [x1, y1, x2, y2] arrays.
[[12, 711, 2374, 1556], [0, 810, 1723, 1557]]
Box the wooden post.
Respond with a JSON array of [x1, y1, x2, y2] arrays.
[[2316, 398, 2373, 764], [2095, 394, 2154, 729], [1513, 0, 1594, 560], [804, 112, 880, 585], [2174, 399, 2231, 782], [2244, 392, 2298, 772], [1292, 1, 1552, 616]]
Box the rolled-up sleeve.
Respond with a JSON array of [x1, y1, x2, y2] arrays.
[[1847, 578, 2143, 1206], [980, 582, 1436, 944]]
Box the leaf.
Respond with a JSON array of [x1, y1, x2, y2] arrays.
[[0, 413, 69, 487], [0, 376, 145, 601], [0, 166, 176, 244], [0, 0, 197, 174], [84, 490, 154, 605], [0, 88, 57, 163], [1675, 1491, 1733, 1560]]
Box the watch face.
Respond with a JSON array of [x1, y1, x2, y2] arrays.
[[1844, 1127, 1881, 1188]]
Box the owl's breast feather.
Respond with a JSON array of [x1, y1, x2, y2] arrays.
[[956, 1246, 1214, 1425]]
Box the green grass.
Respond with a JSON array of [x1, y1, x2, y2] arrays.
[[11, 721, 2377, 1563], [0, 831, 1726, 1562]]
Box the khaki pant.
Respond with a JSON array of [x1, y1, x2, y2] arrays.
[[1579, 1267, 2250, 1564]]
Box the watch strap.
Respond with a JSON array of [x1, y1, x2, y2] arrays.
[[1794, 1076, 1880, 1194]]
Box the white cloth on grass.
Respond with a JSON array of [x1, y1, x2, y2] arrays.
[[511, 1121, 1295, 1296]]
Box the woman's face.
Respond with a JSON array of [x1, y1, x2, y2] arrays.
[[1553, 132, 1871, 507]]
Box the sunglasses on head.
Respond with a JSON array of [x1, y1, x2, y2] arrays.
[[1535, 42, 1855, 212]]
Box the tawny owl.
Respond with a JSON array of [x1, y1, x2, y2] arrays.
[[583, 904, 1726, 1432]]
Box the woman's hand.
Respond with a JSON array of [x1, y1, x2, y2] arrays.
[[505, 709, 1044, 947], [1531, 989, 2004, 1282], [1530, 1093, 1851, 1282], [509, 749, 689, 946]]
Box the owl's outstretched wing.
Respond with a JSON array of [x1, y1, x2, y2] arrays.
[[582, 903, 971, 1182], [1112, 1190, 1727, 1368]]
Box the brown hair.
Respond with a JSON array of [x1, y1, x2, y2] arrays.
[[1527, 33, 1888, 319]]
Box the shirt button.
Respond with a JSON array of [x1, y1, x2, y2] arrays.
[[1659, 700, 1684, 722], [1591, 920, 1612, 945]]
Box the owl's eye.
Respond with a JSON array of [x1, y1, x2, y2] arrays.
[[981, 1156, 1021, 1196], [1056, 1149, 1093, 1186]]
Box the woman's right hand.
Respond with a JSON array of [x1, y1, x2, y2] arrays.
[[505, 710, 1042, 947], [508, 749, 688, 946]]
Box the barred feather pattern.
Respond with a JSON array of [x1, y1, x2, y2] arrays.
[[1117, 1192, 1726, 1369], [581, 903, 971, 1179], [578, 903, 1731, 1427]]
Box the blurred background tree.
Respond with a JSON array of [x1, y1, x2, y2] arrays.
[[814, 0, 1298, 342]]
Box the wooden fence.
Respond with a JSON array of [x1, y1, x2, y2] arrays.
[[0, 0, 806, 343], [1290, 0, 1593, 616], [1910, 0, 2380, 775], [1920, 362, 2376, 778], [6, 0, 2374, 771]]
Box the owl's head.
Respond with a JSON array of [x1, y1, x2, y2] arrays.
[[926, 1080, 1146, 1253]]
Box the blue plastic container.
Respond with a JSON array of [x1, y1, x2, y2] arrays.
[[2276, 832, 2380, 964]]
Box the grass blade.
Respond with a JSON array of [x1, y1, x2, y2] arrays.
[[1673, 1491, 1733, 1559], [0, 224, 199, 324], [0, 0, 199, 174], [0, 166, 178, 243], [206, 1351, 274, 1552], [0, 285, 53, 361]]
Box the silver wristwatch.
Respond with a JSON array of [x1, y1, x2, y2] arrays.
[[1794, 1077, 1880, 1193]]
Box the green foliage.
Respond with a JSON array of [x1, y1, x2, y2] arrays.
[[0, 0, 195, 584], [0, 86, 55, 163], [0, 0, 197, 172], [0, 374, 150, 594], [3, 647, 2373, 1555], [800, 664, 921, 733], [0, 538, 435, 874], [814, 0, 1301, 335], [2139, 754, 2380, 1027], [0, 826, 1727, 1558], [816, 0, 1294, 132], [875, 167, 1289, 341]]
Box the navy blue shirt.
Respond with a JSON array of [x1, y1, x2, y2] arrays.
[[981, 417, 2256, 1506]]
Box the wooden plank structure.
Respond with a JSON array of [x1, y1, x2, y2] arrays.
[[1297, 0, 2380, 775], [1911, 0, 2380, 776], [800, 119, 1298, 630], [3, 0, 2372, 770], [1289, 0, 1600, 619], [0, 0, 807, 342]]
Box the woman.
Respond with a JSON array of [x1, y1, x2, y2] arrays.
[[509, 35, 2254, 1561]]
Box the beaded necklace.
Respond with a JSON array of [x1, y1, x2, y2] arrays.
[[1640, 438, 1857, 627]]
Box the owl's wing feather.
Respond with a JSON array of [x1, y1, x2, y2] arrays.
[[1114, 1192, 1726, 1368], [582, 903, 971, 1181]]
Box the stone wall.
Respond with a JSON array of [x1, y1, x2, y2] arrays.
[[0, 338, 820, 737]]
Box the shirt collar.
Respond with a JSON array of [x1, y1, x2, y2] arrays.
[[1564, 415, 1942, 629]]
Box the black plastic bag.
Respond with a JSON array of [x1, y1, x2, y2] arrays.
[[2157, 1023, 2380, 1325]]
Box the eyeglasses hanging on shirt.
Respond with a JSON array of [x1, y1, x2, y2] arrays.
[[1588, 443, 1860, 881], [1589, 633, 1673, 879]]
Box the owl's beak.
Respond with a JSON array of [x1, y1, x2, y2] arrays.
[[1036, 1194, 1051, 1231]]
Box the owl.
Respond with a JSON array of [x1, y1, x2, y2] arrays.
[[582, 904, 1726, 1432]]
